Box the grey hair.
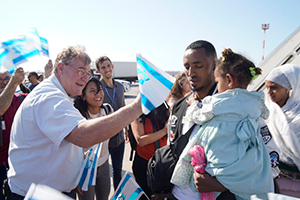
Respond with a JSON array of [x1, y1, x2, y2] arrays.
[[54, 46, 91, 72]]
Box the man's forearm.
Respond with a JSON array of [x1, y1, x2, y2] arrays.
[[0, 80, 19, 115], [193, 172, 227, 193], [65, 96, 142, 148]]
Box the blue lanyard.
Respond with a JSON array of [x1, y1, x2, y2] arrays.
[[105, 86, 116, 105]]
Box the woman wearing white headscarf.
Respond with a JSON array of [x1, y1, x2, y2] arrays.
[[265, 64, 300, 198]]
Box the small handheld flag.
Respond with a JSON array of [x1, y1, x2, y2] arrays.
[[136, 53, 175, 114], [111, 172, 149, 200], [76, 143, 102, 191], [28, 28, 49, 57]]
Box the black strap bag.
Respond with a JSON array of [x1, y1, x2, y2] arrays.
[[147, 144, 176, 194], [147, 124, 195, 195]]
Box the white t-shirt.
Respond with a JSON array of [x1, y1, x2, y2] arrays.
[[8, 75, 86, 196]]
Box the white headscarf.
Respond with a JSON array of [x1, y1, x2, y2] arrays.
[[265, 64, 300, 170], [265, 67, 292, 90]]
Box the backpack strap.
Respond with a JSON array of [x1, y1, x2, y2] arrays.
[[149, 117, 161, 150], [103, 103, 113, 115], [172, 123, 196, 159], [170, 95, 191, 142], [128, 125, 136, 161]]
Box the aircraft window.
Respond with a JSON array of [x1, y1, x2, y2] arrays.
[[282, 55, 293, 65]]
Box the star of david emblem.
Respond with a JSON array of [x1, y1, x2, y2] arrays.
[[137, 68, 150, 85], [88, 159, 93, 168]]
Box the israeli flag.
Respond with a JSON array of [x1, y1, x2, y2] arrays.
[[0, 47, 27, 73], [39, 36, 49, 56], [24, 183, 72, 200], [76, 143, 102, 191], [28, 28, 49, 57], [111, 172, 149, 200], [136, 53, 175, 114], [0, 28, 49, 73]]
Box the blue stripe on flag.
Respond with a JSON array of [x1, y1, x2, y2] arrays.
[[128, 187, 143, 200], [140, 93, 155, 111], [0, 49, 9, 64], [88, 144, 101, 185], [78, 166, 89, 188], [78, 150, 93, 188], [112, 173, 131, 200], [40, 37, 47, 43], [12, 49, 40, 64], [136, 57, 173, 90], [0, 49, 9, 57], [41, 47, 49, 56], [40, 36, 49, 56], [2, 39, 17, 46], [2, 38, 27, 49], [8, 68, 15, 74]]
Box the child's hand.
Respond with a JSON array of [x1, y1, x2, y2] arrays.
[[189, 145, 206, 173], [76, 186, 83, 195]]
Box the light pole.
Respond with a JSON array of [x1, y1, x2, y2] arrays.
[[262, 23, 270, 60]]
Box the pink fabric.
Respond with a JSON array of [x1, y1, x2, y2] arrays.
[[189, 145, 215, 200]]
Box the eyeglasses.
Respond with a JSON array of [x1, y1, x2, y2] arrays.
[[66, 64, 92, 80], [0, 77, 10, 83]]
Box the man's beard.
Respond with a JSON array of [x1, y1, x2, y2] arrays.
[[191, 74, 214, 92], [192, 85, 204, 92], [103, 74, 112, 79]]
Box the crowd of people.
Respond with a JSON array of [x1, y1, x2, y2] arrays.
[[0, 40, 299, 200]]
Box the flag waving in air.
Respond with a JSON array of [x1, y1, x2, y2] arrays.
[[0, 28, 49, 73], [136, 53, 175, 114]]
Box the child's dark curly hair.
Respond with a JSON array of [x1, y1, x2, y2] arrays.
[[216, 48, 261, 87]]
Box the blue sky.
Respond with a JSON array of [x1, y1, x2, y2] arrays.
[[0, 0, 299, 72]]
